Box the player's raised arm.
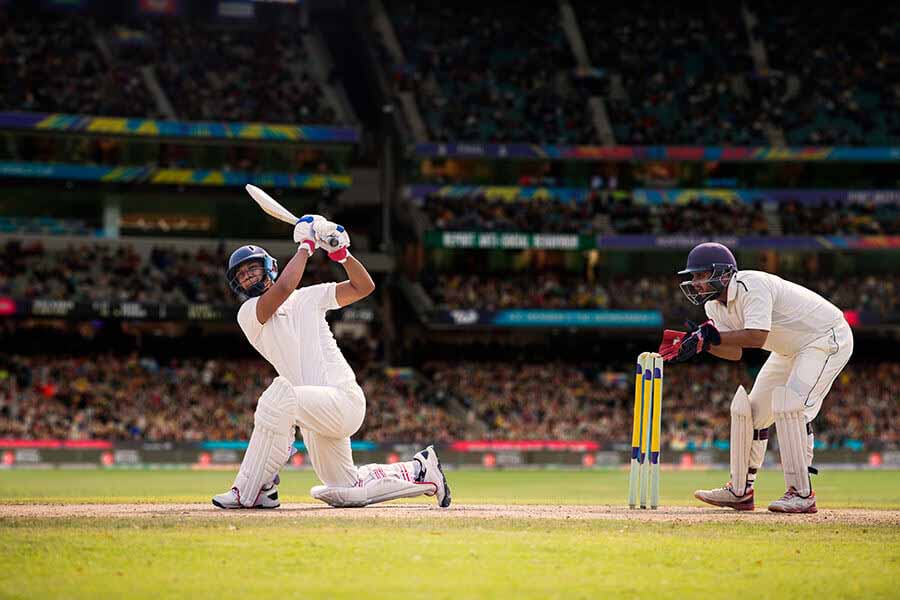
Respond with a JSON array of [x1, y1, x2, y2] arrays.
[[314, 222, 376, 307], [255, 217, 318, 324]]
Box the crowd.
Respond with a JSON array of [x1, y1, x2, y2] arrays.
[[1, 11, 337, 125], [780, 199, 900, 235], [0, 240, 334, 305], [753, 3, 900, 145], [384, 0, 593, 144], [574, 2, 770, 145], [3, 240, 898, 319], [424, 192, 900, 236], [121, 21, 336, 125], [425, 272, 900, 319], [423, 193, 773, 235], [426, 273, 681, 313], [1, 355, 895, 449], [5, 5, 900, 143], [1, 13, 156, 118], [380, 1, 900, 145], [424, 193, 603, 234]]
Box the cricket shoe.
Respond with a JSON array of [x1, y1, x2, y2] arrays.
[[768, 487, 817, 513], [413, 445, 452, 508], [694, 483, 755, 511], [212, 483, 280, 509]]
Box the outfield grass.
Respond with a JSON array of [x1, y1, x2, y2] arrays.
[[2, 468, 900, 508], [1, 469, 899, 600]]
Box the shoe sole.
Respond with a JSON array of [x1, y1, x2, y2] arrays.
[[694, 492, 754, 511], [212, 499, 280, 509], [768, 504, 817, 514]]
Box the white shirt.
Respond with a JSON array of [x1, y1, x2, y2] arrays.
[[704, 270, 845, 356], [237, 282, 357, 387]]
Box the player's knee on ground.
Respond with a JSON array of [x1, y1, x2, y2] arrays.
[[311, 462, 434, 508]]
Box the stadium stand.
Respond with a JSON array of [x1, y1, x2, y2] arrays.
[[383, 0, 594, 143], [1, 355, 894, 448]]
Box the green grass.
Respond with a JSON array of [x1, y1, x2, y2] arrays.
[[1, 470, 899, 599], [2, 468, 899, 508]]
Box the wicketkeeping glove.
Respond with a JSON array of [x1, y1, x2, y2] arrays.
[[660, 319, 721, 363]]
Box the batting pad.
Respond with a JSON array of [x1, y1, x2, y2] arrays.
[[233, 377, 298, 507], [729, 385, 753, 496], [773, 386, 811, 496]]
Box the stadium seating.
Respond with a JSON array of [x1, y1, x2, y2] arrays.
[[574, 2, 765, 145], [1, 13, 157, 117], [423, 272, 900, 319], [421, 191, 900, 235], [1, 355, 894, 448], [383, 0, 594, 144], [1, 11, 338, 125]]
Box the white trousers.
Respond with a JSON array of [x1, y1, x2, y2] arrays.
[[293, 382, 366, 487], [748, 320, 853, 459]]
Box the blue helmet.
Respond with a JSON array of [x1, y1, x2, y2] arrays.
[[677, 242, 737, 305], [226, 245, 278, 300]]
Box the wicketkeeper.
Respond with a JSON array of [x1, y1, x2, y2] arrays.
[[213, 217, 450, 509], [659, 242, 853, 513]]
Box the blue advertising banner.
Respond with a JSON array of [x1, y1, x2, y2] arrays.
[[0, 161, 351, 189], [493, 309, 663, 328], [0, 112, 359, 143], [430, 309, 663, 328]]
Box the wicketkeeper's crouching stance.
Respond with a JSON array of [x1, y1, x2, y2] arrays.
[[213, 217, 450, 509], [660, 243, 853, 513]]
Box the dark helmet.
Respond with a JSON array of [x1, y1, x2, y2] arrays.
[[226, 245, 278, 300], [677, 242, 737, 305]]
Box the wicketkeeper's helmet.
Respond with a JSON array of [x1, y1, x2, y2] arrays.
[[677, 242, 738, 305]]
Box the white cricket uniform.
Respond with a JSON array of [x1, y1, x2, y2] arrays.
[[705, 270, 853, 429], [238, 282, 365, 487]]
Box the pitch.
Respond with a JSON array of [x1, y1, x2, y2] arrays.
[[1, 470, 898, 599]]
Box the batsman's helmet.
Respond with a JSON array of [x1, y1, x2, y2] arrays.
[[677, 242, 737, 305], [226, 245, 278, 300]]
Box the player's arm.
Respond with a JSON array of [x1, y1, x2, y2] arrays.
[[718, 329, 769, 349], [709, 344, 742, 361], [707, 329, 768, 360], [256, 248, 310, 324], [335, 254, 376, 307], [313, 221, 375, 307], [256, 219, 318, 324]]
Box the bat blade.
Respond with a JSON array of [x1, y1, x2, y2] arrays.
[[245, 184, 298, 225]]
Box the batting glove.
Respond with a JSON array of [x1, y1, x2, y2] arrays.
[[314, 221, 351, 263], [293, 216, 317, 256]]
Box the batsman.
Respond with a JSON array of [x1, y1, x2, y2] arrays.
[[660, 242, 853, 513], [212, 217, 450, 509]]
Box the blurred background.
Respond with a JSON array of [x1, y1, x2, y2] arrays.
[[0, 0, 897, 471]]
